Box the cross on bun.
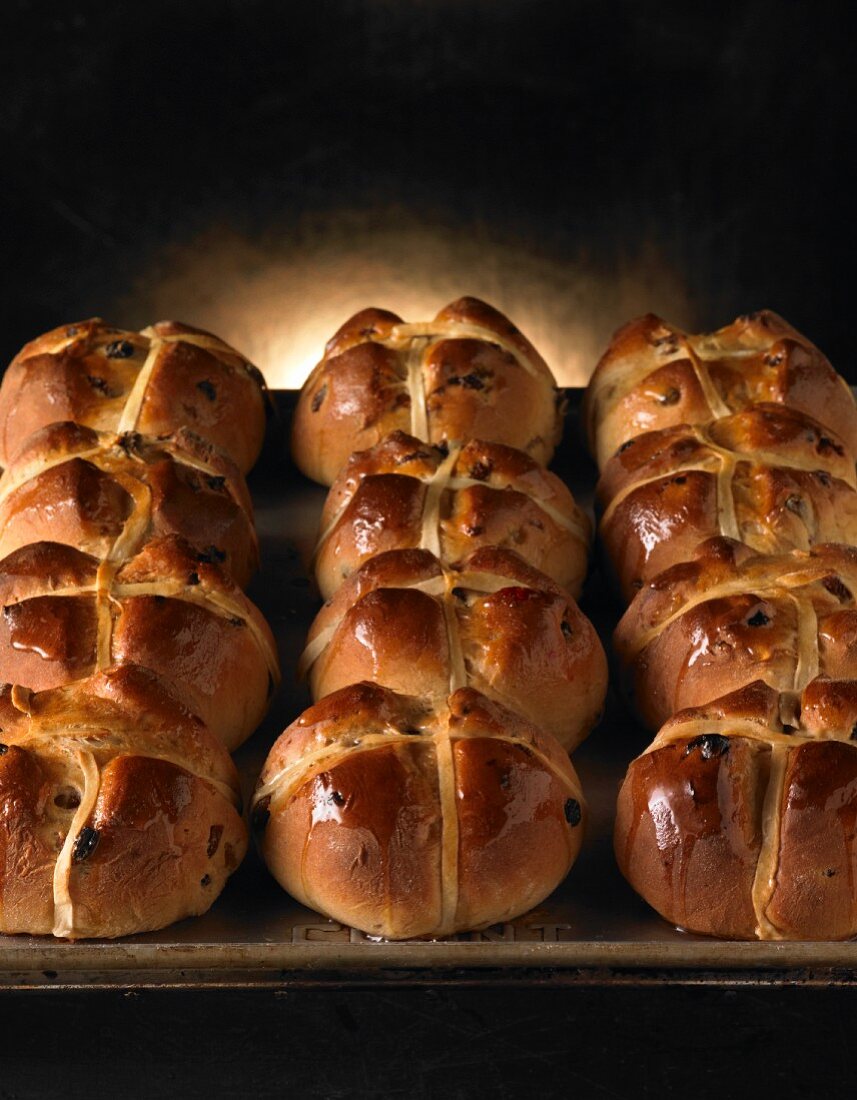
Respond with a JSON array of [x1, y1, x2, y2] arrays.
[[292, 298, 563, 485], [252, 682, 585, 940], [0, 665, 246, 939], [315, 431, 590, 600], [616, 679, 857, 940], [615, 539, 857, 732], [0, 318, 267, 473], [597, 406, 857, 602], [0, 536, 278, 752], [0, 421, 259, 587], [583, 311, 857, 470], [302, 547, 606, 752], [590, 310, 857, 939]]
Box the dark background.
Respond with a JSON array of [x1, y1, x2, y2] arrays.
[[2, 2, 856, 1096], [2, 0, 855, 384]]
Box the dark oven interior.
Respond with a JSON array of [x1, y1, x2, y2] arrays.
[[2, 0, 854, 385]]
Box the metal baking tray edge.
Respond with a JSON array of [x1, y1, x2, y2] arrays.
[[2, 392, 856, 990]]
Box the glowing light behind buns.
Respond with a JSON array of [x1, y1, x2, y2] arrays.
[[119, 216, 691, 388]]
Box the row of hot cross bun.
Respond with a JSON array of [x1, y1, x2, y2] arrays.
[[0, 319, 279, 937], [252, 298, 608, 939], [585, 311, 857, 940]]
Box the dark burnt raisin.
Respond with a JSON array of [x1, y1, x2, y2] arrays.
[[435, 440, 450, 457], [196, 380, 217, 401], [747, 610, 769, 627], [86, 375, 109, 394], [396, 450, 431, 465], [460, 374, 484, 390], [685, 734, 730, 759], [618, 439, 635, 454], [659, 387, 680, 406], [564, 798, 582, 826], [252, 796, 271, 831], [823, 576, 852, 602], [561, 620, 573, 638], [187, 572, 200, 586], [311, 385, 327, 412], [763, 352, 783, 366], [205, 475, 226, 491], [200, 874, 212, 887], [229, 616, 246, 628], [851, 724, 857, 741], [54, 788, 81, 809], [72, 827, 100, 863], [823, 869, 837, 877], [785, 495, 803, 514], [105, 340, 134, 359], [464, 524, 484, 537], [0, 744, 7, 755], [818, 436, 844, 456], [198, 545, 227, 564], [402, 726, 422, 736], [468, 460, 493, 481], [207, 824, 223, 858], [330, 790, 346, 807], [673, 475, 687, 485], [451, 587, 467, 602], [118, 431, 142, 455], [815, 470, 832, 487]]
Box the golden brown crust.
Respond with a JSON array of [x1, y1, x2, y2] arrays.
[[0, 422, 258, 587], [598, 406, 857, 601], [615, 679, 857, 940], [0, 319, 266, 473], [0, 536, 279, 752], [304, 548, 606, 752], [0, 666, 246, 938], [254, 683, 584, 939], [316, 432, 590, 599], [292, 298, 562, 485], [584, 311, 857, 470], [614, 539, 857, 731]]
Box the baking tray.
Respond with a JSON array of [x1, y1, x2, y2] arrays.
[[1, 392, 856, 990]]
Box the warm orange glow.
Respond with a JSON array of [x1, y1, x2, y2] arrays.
[[119, 217, 692, 389]]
